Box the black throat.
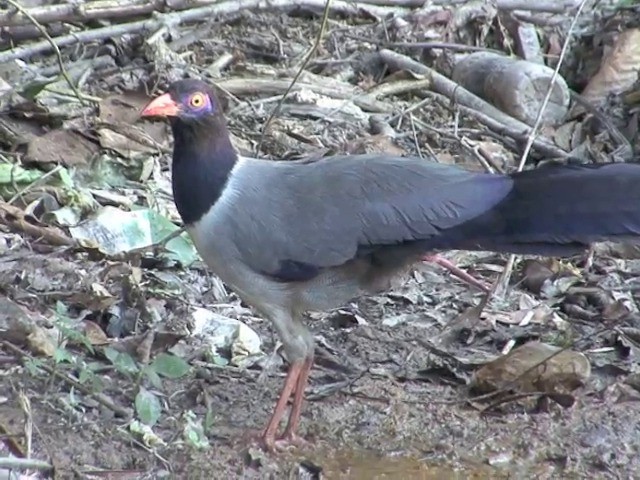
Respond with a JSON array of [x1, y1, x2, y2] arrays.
[[170, 116, 238, 225]]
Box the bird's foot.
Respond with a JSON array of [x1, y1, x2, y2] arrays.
[[262, 431, 309, 453], [278, 430, 309, 449], [244, 429, 309, 453]]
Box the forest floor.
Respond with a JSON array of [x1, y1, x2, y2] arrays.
[[1, 2, 640, 479]]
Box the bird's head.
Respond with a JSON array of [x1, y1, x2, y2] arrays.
[[140, 79, 223, 124]]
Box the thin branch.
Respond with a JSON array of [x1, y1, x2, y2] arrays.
[[385, 41, 500, 53], [0, 0, 164, 27], [491, 0, 590, 297], [3, 0, 85, 104], [255, 0, 333, 155], [346, 35, 503, 54], [218, 77, 390, 113], [0, 457, 53, 471], [8, 165, 62, 206], [0, 201, 76, 247], [378, 49, 568, 158], [0, 0, 405, 63], [1, 341, 133, 419], [495, 0, 580, 13]]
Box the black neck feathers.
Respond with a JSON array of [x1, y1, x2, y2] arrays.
[[170, 116, 238, 225]]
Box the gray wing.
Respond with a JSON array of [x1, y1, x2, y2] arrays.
[[225, 155, 513, 281]]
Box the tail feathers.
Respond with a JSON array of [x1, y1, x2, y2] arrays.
[[432, 162, 640, 256]]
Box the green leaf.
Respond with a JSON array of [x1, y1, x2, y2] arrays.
[[78, 368, 91, 384], [77, 367, 103, 391], [182, 410, 209, 449], [19, 79, 55, 100], [151, 353, 190, 379], [57, 167, 75, 189], [147, 210, 198, 266], [135, 388, 161, 426], [0, 164, 42, 185], [103, 346, 119, 363], [104, 347, 139, 376], [67, 206, 198, 264], [24, 357, 44, 376], [163, 232, 199, 266], [211, 355, 229, 367], [55, 301, 69, 316], [142, 364, 163, 389], [54, 347, 74, 364]]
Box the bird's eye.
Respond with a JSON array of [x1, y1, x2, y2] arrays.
[[189, 92, 206, 108]]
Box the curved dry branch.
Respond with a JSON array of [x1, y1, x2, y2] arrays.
[[378, 49, 568, 158], [0, 0, 409, 63], [0, 0, 410, 28], [0, 0, 165, 27]]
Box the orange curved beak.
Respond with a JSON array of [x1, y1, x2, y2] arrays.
[[141, 93, 180, 117]]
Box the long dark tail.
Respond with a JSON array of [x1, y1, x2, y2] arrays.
[[438, 162, 640, 256]]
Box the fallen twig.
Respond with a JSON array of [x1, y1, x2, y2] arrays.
[[256, 0, 333, 155], [0, 0, 413, 28], [344, 35, 503, 54], [495, 0, 580, 13], [1, 340, 133, 420], [17, 392, 32, 459], [8, 165, 63, 206], [0, 201, 76, 247], [0, 0, 406, 63], [366, 78, 433, 99], [0, 457, 53, 471], [218, 78, 390, 113], [3, 0, 85, 104], [0, 0, 164, 27], [384, 41, 499, 53], [378, 49, 567, 158], [492, 0, 590, 297]]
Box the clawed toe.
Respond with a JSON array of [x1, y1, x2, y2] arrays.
[[243, 429, 309, 453]]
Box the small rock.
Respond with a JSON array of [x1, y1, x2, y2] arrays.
[[487, 451, 513, 466]]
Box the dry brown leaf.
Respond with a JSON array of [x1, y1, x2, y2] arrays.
[[487, 304, 555, 327], [343, 133, 405, 156], [593, 241, 640, 259], [80, 320, 110, 346], [0, 115, 45, 147], [105, 331, 186, 358], [582, 29, 640, 107], [98, 93, 168, 157], [26, 129, 98, 166], [26, 327, 56, 357], [553, 121, 582, 152], [0, 297, 49, 345], [471, 341, 591, 396]]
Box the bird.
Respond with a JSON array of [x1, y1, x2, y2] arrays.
[[140, 78, 640, 451]]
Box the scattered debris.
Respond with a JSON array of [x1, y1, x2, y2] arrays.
[[470, 341, 591, 409], [0, 1, 640, 477], [191, 308, 263, 367], [452, 52, 571, 126]]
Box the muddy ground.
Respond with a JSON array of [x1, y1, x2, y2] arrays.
[[1, 4, 640, 480]]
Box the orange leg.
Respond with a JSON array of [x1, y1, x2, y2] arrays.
[[280, 355, 313, 444], [259, 356, 313, 452], [423, 254, 489, 292], [260, 360, 304, 451]]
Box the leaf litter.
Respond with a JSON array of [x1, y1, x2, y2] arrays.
[[1, 1, 640, 479]]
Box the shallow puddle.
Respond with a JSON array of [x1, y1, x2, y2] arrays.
[[301, 449, 509, 480]]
